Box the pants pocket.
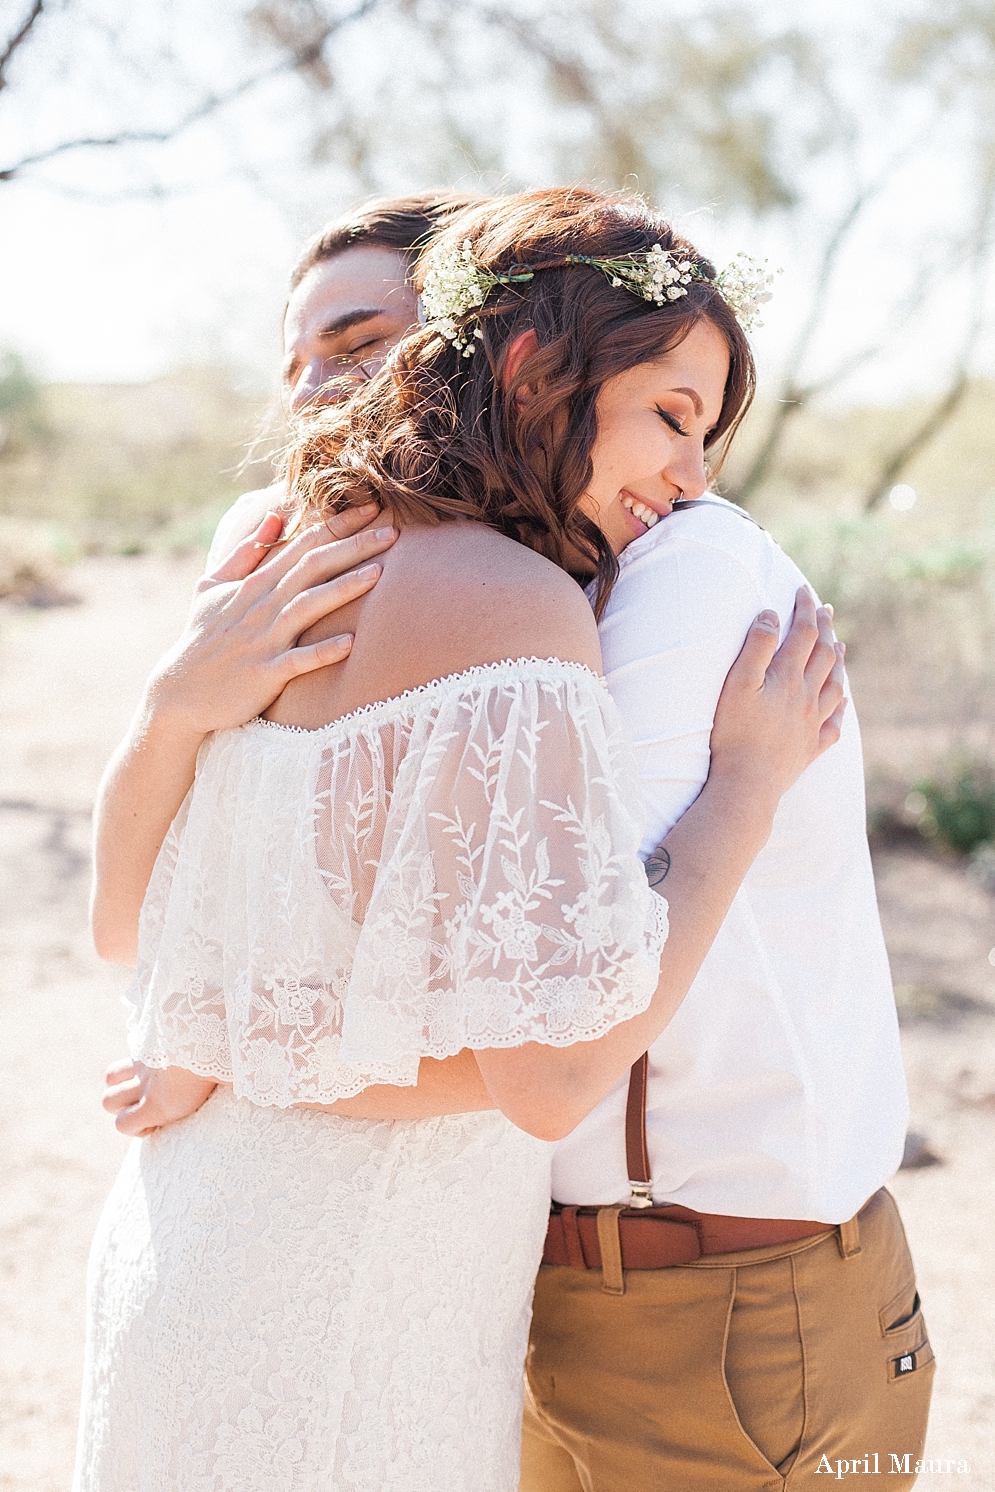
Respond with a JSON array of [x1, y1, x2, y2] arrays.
[[723, 1258, 805, 1475], [880, 1282, 934, 1385]]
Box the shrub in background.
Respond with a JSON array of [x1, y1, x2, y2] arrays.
[[908, 762, 995, 855]]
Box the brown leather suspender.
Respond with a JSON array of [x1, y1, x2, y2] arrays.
[[624, 1052, 654, 1208], [541, 1049, 835, 1272]]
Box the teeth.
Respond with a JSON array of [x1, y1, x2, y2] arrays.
[[620, 494, 659, 528]]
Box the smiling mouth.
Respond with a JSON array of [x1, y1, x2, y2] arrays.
[[620, 493, 661, 528]]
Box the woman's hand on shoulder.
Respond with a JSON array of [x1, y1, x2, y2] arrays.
[[146, 504, 398, 739], [102, 1057, 218, 1136], [709, 587, 845, 805]]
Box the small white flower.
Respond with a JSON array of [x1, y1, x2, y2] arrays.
[[420, 241, 497, 354], [713, 252, 779, 331]]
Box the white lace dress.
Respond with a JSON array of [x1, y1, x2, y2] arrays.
[[74, 658, 669, 1492]]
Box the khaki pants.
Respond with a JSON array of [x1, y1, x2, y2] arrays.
[[522, 1189, 933, 1490]]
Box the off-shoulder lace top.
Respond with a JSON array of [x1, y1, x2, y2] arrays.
[[125, 657, 670, 1107]]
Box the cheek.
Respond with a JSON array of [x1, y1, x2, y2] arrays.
[[593, 418, 640, 478]]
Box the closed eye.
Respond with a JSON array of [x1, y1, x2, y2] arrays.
[[655, 406, 689, 437]]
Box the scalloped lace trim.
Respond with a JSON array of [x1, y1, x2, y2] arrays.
[[249, 655, 606, 738]]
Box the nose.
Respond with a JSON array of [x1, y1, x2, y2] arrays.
[[289, 359, 359, 416], [668, 440, 709, 502], [289, 362, 322, 416]]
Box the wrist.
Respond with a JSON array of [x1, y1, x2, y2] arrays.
[[705, 757, 781, 834], [137, 671, 212, 751]]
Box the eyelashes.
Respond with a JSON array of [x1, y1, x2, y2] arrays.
[[654, 406, 690, 437]]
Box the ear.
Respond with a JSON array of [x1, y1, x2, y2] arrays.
[[502, 328, 540, 404]]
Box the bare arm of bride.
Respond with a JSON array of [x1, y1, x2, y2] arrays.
[[91, 505, 397, 966], [103, 1049, 494, 1137]]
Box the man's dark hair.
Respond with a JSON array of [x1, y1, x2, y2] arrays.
[[288, 192, 486, 292]]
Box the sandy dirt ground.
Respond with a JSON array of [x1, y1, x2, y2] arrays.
[[1, 555, 993, 1490]]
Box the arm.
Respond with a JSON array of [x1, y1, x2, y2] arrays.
[[92, 505, 397, 964], [600, 533, 783, 850], [473, 592, 846, 1140], [104, 1049, 494, 1137]]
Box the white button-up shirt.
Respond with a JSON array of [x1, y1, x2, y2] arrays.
[[552, 498, 908, 1223]]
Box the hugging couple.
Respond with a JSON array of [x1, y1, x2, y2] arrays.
[[78, 187, 932, 1491]]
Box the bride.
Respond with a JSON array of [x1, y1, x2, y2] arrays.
[[76, 188, 842, 1492]]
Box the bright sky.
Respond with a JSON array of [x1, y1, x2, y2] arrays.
[[1, 0, 991, 403]]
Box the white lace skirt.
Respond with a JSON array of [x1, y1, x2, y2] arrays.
[[73, 1088, 552, 1492]]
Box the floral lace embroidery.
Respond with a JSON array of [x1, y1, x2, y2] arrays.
[[74, 1092, 553, 1491], [126, 658, 669, 1106]]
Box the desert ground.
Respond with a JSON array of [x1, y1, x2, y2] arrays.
[[0, 554, 993, 1490]]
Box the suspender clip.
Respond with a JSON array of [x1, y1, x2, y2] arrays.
[[627, 1179, 655, 1209]]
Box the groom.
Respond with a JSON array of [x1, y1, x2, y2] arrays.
[[519, 496, 933, 1488], [102, 192, 933, 1486]]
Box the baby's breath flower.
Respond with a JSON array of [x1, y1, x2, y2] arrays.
[[713, 252, 779, 331], [420, 240, 503, 354]]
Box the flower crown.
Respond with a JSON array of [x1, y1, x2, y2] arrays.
[[419, 240, 776, 355]]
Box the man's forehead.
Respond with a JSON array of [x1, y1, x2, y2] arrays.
[[285, 245, 416, 339]]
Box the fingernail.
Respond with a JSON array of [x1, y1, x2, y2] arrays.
[[374, 527, 395, 541], [837, 641, 846, 657], [357, 564, 381, 581], [333, 633, 353, 648], [757, 610, 779, 629], [358, 502, 378, 515], [824, 603, 834, 618]]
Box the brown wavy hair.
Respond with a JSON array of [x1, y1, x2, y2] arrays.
[[287, 187, 756, 618]]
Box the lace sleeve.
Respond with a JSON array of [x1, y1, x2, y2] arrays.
[[337, 668, 669, 1068], [126, 661, 668, 1106]]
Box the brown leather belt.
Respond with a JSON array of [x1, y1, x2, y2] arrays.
[[542, 1054, 833, 1271]]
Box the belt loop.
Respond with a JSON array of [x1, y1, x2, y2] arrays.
[[837, 1214, 862, 1259], [560, 1207, 587, 1270], [597, 1205, 627, 1295]]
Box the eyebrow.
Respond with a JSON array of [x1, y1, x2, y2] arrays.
[[316, 308, 391, 339], [670, 385, 703, 416]]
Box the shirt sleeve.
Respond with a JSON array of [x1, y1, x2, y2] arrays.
[[597, 530, 772, 855]]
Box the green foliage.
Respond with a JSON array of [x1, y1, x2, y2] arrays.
[[913, 763, 995, 855], [0, 351, 38, 414], [0, 350, 46, 457]]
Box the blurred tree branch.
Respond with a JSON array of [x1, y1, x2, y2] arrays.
[[0, 0, 43, 92], [735, 167, 905, 501], [0, 0, 381, 183]]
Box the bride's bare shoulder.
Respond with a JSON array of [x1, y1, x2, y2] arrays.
[[377, 521, 602, 673], [270, 520, 603, 729]]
